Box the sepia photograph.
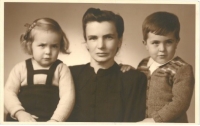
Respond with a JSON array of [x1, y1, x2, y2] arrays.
[[1, 0, 199, 125]]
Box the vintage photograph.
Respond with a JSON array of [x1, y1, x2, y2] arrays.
[[1, 0, 199, 124]]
